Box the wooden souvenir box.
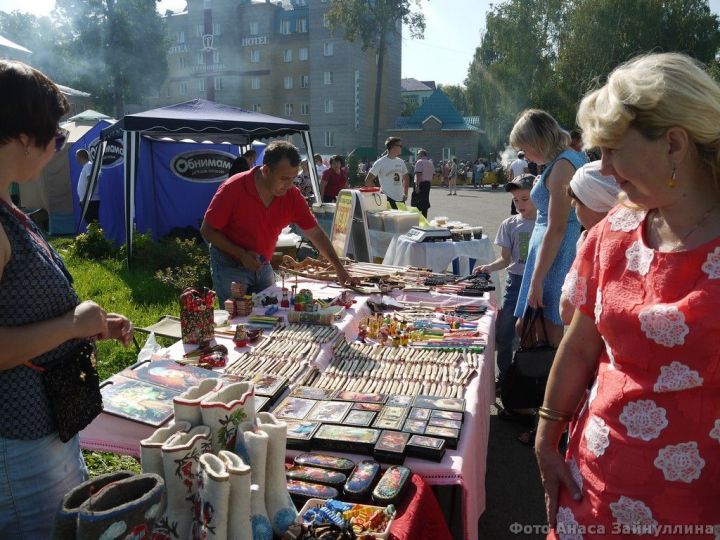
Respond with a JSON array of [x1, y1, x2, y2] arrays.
[[294, 452, 356, 475], [286, 465, 347, 488], [406, 434, 446, 462], [312, 424, 381, 455], [343, 460, 381, 501], [372, 465, 412, 506], [285, 420, 321, 450], [373, 430, 410, 465]]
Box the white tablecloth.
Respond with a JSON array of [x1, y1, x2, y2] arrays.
[[383, 235, 494, 274]]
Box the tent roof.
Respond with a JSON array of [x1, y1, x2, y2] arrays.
[[0, 34, 31, 54], [68, 109, 113, 123], [101, 98, 309, 144]]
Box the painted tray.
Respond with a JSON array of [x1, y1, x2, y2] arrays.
[[120, 359, 210, 392], [100, 375, 178, 427], [305, 400, 352, 424], [412, 395, 465, 412], [272, 396, 317, 420], [334, 391, 387, 404]]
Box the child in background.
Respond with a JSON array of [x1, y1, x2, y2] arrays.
[[559, 161, 621, 324], [474, 174, 537, 389]]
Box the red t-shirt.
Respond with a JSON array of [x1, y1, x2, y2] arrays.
[[321, 168, 348, 199], [204, 167, 317, 261]]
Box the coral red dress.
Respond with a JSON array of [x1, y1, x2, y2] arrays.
[[551, 206, 720, 539]]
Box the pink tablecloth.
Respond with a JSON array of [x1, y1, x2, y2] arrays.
[[80, 281, 496, 540]]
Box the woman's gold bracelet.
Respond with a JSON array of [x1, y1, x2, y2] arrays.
[[538, 406, 572, 422]]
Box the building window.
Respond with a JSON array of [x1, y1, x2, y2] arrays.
[[323, 42, 333, 56], [285, 103, 293, 116], [213, 23, 221, 35], [284, 76, 293, 90], [197, 52, 205, 65], [323, 14, 330, 28], [176, 31, 185, 44], [323, 71, 333, 85], [324, 99, 334, 113], [280, 20, 291, 34], [442, 147, 456, 161], [249, 21, 259, 35], [300, 75, 309, 88], [178, 56, 186, 69], [214, 77, 223, 91], [283, 49, 292, 62], [299, 47, 308, 61], [251, 77, 260, 90], [300, 103, 309, 115], [252, 104, 262, 112], [250, 49, 260, 63], [325, 131, 334, 147], [213, 50, 220, 64], [195, 24, 203, 38], [297, 18, 308, 33], [198, 78, 206, 91], [180, 82, 188, 95]]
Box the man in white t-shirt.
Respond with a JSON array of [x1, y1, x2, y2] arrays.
[[508, 151, 528, 180], [365, 137, 409, 209]]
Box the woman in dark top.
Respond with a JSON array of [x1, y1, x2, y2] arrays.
[[0, 60, 133, 538]]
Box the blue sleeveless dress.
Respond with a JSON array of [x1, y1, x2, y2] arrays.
[[513, 149, 586, 325]]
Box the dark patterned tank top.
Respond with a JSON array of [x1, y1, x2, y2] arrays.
[[0, 202, 81, 439]]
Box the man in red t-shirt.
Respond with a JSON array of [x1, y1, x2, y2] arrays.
[[320, 154, 348, 203], [201, 141, 353, 302]]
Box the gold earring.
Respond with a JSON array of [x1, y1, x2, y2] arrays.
[[668, 163, 677, 188]]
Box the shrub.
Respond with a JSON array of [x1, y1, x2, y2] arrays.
[[69, 223, 115, 260]]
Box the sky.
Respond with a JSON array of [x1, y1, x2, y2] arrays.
[[2, 0, 720, 86]]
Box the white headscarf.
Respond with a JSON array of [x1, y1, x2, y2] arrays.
[[569, 161, 621, 213]]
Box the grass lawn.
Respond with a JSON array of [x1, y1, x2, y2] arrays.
[[51, 238, 182, 476]]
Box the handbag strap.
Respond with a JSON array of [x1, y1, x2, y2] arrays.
[[23, 360, 45, 373], [520, 307, 552, 348]]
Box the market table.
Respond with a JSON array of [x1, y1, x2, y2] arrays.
[[382, 235, 495, 275], [80, 278, 496, 540]]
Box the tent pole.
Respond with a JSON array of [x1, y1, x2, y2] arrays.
[[76, 142, 105, 234], [302, 131, 321, 203]]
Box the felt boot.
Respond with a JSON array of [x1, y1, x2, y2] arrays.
[[198, 453, 230, 540], [243, 429, 273, 540], [52, 470, 135, 540], [140, 421, 191, 480], [200, 381, 256, 453], [154, 426, 212, 540], [219, 451, 252, 540], [174, 378, 223, 427], [257, 412, 297, 536], [76, 473, 165, 540]]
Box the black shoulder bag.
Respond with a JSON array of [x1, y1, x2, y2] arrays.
[[500, 307, 557, 411], [25, 340, 103, 442]]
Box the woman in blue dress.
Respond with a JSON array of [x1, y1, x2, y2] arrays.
[[510, 110, 587, 346]]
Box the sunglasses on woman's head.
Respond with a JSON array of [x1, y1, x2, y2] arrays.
[[55, 128, 69, 153]]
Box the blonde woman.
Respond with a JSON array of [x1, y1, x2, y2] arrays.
[[536, 53, 720, 538], [510, 110, 587, 345]]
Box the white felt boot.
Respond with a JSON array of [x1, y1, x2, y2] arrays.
[[198, 453, 230, 540], [154, 426, 211, 540], [140, 421, 191, 480], [257, 412, 297, 536], [243, 429, 273, 540], [174, 378, 223, 427], [200, 382, 256, 453], [219, 451, 252, 540]]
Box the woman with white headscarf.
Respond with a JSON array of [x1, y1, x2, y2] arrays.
[[559, 161, 621, 324]]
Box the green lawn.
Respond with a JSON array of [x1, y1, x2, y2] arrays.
[[51, 238, 181, 476]]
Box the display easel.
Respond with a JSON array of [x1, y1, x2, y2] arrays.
[[330, 189, 371, 261]]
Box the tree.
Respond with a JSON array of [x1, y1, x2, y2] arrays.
[[326, 0, 425, 152], [54, 0, 169, 117], [438, 84, 469, 116]]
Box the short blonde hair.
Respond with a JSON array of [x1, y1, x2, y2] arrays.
[[577, 52, 720, 185], [509, 109, 570, 163]]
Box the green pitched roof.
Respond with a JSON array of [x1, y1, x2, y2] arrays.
[[395, 89, 478, 130]]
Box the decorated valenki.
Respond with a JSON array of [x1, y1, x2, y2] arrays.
[[200, 381, 256, 454], [219, 450, 253, 540], [180, 287, 216, 345], [174, 378, 223, 427], [52, 470, 135, 540], [76, 473, 165, 540], [155, 426, 212, 540], [198, 453, 230, 540], [257, 412, 297, 536], [243, 429, 273, 540], [140, 421, 191, 480]]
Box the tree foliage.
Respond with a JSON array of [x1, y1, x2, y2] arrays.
[[463, 0, 720, 150], [326, 0, 425, 151]]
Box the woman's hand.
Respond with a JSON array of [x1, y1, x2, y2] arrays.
[[528, 277, 544, 308], [104, 314, 134, 346], [474, 264, 489, 274], [70, 301, 108, 339], [535, 443, 581, 527]]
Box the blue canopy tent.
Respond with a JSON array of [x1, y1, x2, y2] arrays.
[[92, 99, 319, 265]]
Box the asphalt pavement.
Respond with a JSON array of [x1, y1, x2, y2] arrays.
[[423, 183, 548, 540]]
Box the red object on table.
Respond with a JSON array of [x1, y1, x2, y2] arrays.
[[390, 473, 452, 540]]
